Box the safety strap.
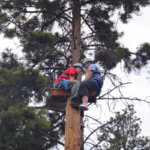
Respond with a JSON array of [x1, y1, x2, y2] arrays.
[[91, 79, 102, 96], [53, 79, 68, 91]]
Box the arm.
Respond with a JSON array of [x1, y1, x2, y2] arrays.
[[83, 70, 93, 81]]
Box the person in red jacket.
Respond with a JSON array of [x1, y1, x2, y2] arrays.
[[53, 63, 83, 108]]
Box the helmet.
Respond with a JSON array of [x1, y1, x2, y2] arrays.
[[73, 63, 83, 71], [83, 58, 93, 66]]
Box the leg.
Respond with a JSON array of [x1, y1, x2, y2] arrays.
[[55, 80, 80, 99], [66, 80, 81, 109], [67, 80, 80, 100], [55, 80, 81, 109], [78, 80, 97, 110]]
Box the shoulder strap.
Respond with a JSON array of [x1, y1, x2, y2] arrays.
[[91, 79, 101, 96], [53, 79, 68, 91]]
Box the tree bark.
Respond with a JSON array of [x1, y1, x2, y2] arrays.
[[65, 98, 81, 150], [65, 1, 83, 150], [71, 0, 81, 65]]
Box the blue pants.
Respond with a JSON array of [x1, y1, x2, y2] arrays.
[[78, 79, 101, 98]]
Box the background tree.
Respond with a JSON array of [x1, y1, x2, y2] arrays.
[[0, 50, 65, 150], [0, 0, 150, 149], [95, 105, 150, 150]]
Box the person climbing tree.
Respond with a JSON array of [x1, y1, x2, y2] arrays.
[[53, 63, 83, 108], [78, 58, 103, 110]]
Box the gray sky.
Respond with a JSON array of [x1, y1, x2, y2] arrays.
[[88, 6, 150, 137], [117, 6, 150, 136], [118, 6, 150, 52]]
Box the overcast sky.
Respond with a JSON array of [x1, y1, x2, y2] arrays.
[[87, 6, 150, 137], [117, 6, 150, 136], [82, 7, 150, 143], [118, 6, 150, 52]]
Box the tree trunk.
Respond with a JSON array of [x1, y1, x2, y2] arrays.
[[65, 98, 81, 150], [71, 0, 81, 65], [65, 1, 83, 150]]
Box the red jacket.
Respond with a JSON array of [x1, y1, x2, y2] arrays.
[[54, 67, 77, 84]]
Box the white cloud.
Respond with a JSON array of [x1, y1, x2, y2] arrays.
[[86, 6, 150, 138], [0, 34, 23, 57], [117, 6, 150, 52]]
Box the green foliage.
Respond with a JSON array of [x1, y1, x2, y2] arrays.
[[0, 49, 19, 69], [35, 0, 62, 21], [0, 106, 51, 150], [4, 28, 16, 38], [89, 7, 120, 49], [0, 51, 62, 149], [96, 48, 131, 70], [23, 31, 56, 63], [97, 105, 150, 150], [132, 43, 150, 69], [0, 13, 9, 24], [0, 59, 48, 104]]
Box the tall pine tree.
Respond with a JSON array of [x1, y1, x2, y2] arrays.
[[97, 105, 150, 150], [0, 0, 150, 149]]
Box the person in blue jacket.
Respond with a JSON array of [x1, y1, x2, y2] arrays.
[[78, 58, 103, 110]]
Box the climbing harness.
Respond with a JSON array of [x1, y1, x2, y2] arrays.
[[53, 78, 68, 91], [91, 78, 103, 96]]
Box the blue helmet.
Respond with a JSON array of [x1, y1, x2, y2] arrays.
[[83, 58, 93, 66], [73, 63, 83, 71]]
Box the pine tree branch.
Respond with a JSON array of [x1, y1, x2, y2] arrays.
[[50, 122, 64, 132], [86, 44, 104, 47], [81, 14, 95, 33], [28, 106, 66, 112], [89, 141, 102, 150], [82, 35, 94, 41], [100, 97, 150, 104], [60, 23, 72, 37], [80, 0, 98, 6], [85, 115, 102, 124], [39, 130, 64, 146], [83, 121, 112, 146], [98, 82, 131, 99], [62, 13, 72, 23], [130, 52, 150, 60], [50, 114, 65, 131], [22, 10, 42, 13]]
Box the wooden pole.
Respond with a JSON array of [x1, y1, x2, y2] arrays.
[[71, 0, 81, 65], [50, 88, 96, 150], [65, 0, 82, 149], [65, 98, 81, 150]]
